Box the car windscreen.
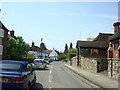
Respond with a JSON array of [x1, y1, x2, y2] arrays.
[[34, 60, 43, 63], [0, 63, 21, 71]]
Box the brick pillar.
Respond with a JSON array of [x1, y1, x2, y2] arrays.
[[107, 42, 113, 58]]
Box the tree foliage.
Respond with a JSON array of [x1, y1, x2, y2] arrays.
[[69, 42, 73, 49], [68, 49, 77, 59], [7, 36, 30, 59], [65, 43, 68, 51], [40, 42, 47, 50]]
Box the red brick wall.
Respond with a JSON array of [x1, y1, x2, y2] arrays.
[[2, 30, 8, 60], [107, 51, 113, 58], [113, 50, 120, 58]]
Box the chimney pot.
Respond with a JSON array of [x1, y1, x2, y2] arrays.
[[10, 30, 15, 37], [113, 22, 120, 33]]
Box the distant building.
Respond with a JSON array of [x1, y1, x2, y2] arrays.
[[107, 22, 120, 58], [49, 49, 58, 60], [28, 42, 52, 58]]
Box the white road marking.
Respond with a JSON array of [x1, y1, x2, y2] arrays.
[[49, 87, 51, 90], [50, 70, 52, 74], [51, 65, 53, 69], [49, 75, 51, 83]]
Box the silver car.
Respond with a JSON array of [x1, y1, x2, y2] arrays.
[[33, 59, 46, 69]]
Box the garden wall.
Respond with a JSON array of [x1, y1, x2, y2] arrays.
[[108, 59, 120, 79]]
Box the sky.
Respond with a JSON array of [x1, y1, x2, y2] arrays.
[[0, 1, 118, 52]]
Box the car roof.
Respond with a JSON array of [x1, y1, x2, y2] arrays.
[[0, 60, 29, 64], [0, 60, 29, 71]]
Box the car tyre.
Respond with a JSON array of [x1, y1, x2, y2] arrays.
[[25, 83, 30, 90]]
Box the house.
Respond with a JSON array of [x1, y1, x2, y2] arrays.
[[49, 49, 58, 60], [43, 50, 52, 58], [28, 42, 42, 58], [76, 33, 113, 58], [28, 42, 52, 58], [0, 21, 9, 60], [0, 21, 4, 60], [107, 22, 120, 58]]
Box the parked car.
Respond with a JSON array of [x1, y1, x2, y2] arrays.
[[49, 59, 53, 62], [33, 59, 46, 69], [44, 58, 50, 64], [0, 60, 36, 90]]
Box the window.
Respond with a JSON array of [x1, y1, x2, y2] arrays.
[[27, 64, 32, 71], [114, 41, 119, 50], [0, 63, 21, 70], [0, 29, 4, 37]]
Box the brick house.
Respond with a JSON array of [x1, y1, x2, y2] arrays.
[[0, 21, 4, 59], [107, 22, 120, 58], [0, 21, 16, 60], [0, 21, 9, 60]]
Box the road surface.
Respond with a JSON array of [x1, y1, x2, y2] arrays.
[[30, 61, 93, 90]]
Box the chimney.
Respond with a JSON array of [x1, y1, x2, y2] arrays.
[[32, 41, 35, 47], [10, 30, 15, 37], [113, 22, 120, 33]]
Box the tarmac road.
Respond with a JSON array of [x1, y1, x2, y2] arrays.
[[30, 61, 93, 90]]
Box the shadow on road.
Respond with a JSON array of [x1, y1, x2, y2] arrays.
[[35, 68, 50, 71], [30, 82, 44, 90]]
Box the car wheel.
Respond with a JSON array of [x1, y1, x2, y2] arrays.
[[25, 83, 30, 90], [33, 76, 36, 83]]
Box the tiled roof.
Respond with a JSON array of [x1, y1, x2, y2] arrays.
[[43, 50, 52, 54], [94, 33, 113, 41], [76, 40, 109, 49], [109, 29, 120, 41], [0, 21, 9, 31]]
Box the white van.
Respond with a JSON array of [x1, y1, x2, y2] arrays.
[[33, 59, 46, 69]]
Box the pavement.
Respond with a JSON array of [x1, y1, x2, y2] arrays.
[[64, 63, 119, 90]]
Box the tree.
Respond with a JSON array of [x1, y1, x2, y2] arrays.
[[7, 36, 30, 59], [67, 49, 77, 65], [65, 44, 68, 50], [68, 49, 77, 59], [64, 44, 68, 54], [69, 42, 73, 49], [40, 42, 47, 50]]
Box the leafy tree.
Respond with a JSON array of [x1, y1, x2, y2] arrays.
[[67, 49, 77, 65], [40, 42, 47, 50], [68, 49, 77, 59], [7, 36, 30, 59], [58, 54, 67, 60]]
